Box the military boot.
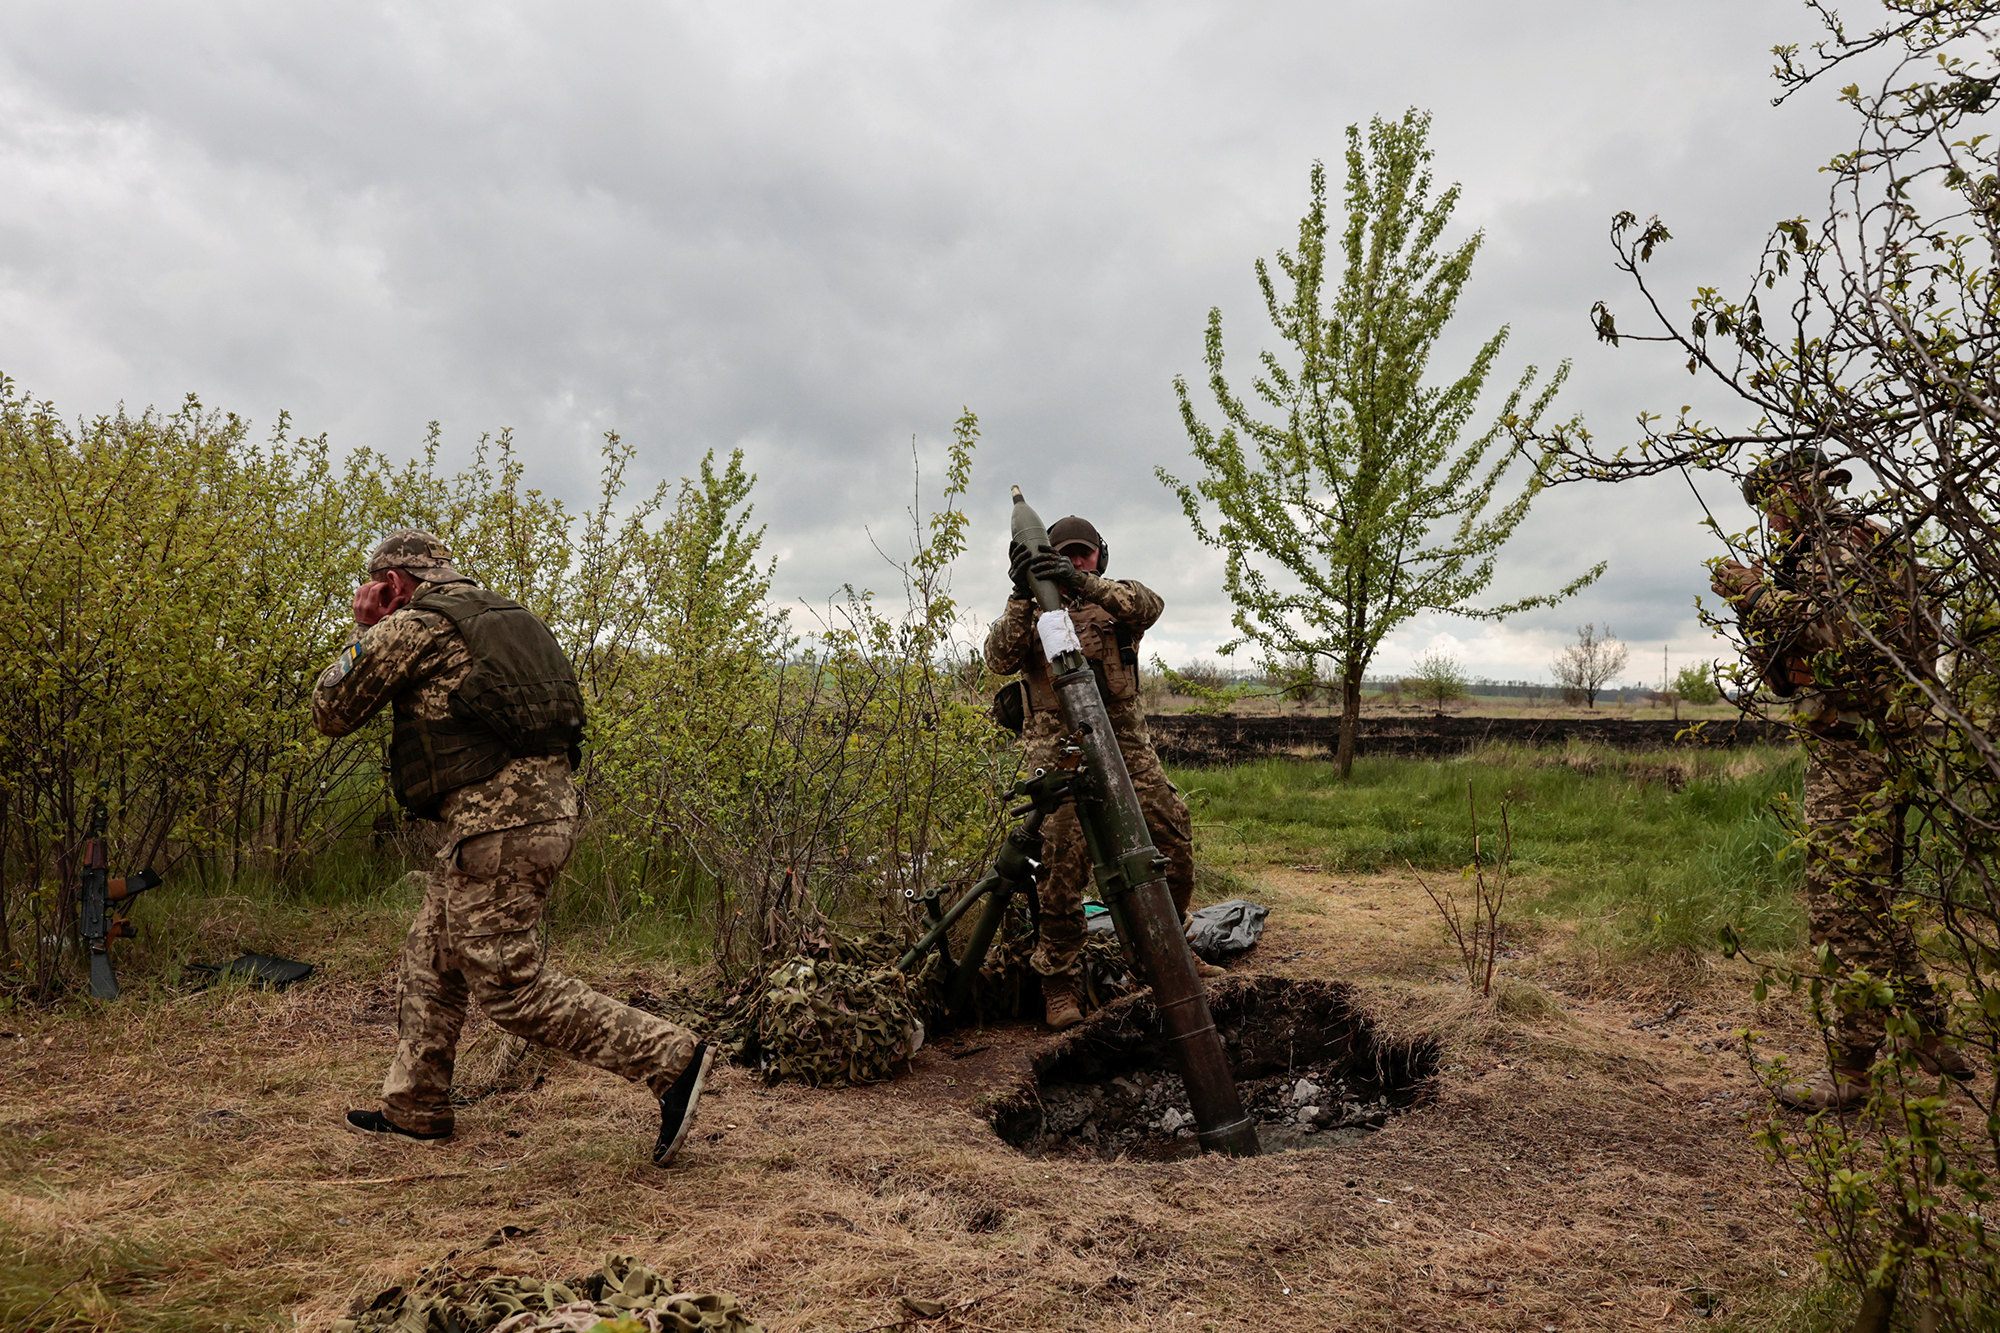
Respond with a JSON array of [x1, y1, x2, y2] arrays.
[[1043, 975, 1084, 1031], [1775, 1063, 1873, 1112], [1898, 1031, 1978, 1082], [654, 1043, 713, 1167]]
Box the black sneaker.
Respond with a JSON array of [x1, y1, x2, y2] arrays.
[[654, 1043, 713, 1166], [345, 1109, 453, 1142]]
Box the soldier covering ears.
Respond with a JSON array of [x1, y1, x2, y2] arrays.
[[314, 530, 712, 1164]]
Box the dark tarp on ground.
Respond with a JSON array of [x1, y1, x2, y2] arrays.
[[1185, 898, 1269, 962]]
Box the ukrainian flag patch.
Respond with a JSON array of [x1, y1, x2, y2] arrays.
[[332, 638, 365, 681]]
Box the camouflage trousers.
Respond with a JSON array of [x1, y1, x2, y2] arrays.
[[1802, 738, 1943, 1063], [1032, 741, 1194, 981], [380, 817, 699, 1135]]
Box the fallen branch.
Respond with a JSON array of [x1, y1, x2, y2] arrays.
[[13, 1274, 86, 1331]]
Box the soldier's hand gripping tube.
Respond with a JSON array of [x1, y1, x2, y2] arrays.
[[1009, 486, 1259, 1156]]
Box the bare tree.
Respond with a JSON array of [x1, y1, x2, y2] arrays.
[[1551, 623, 1627, 709]]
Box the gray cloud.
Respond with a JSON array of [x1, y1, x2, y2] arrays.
[[0, 0, 1875, 684]]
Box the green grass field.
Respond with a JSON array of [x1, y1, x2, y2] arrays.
[[1173, 743, 1805, 958]]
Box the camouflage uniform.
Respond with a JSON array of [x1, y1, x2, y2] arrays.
[[314, 571, 696, 1137], [1719, 511, 1943, 1065], [983, 572, 1194, 982]]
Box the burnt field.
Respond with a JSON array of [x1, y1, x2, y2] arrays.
[[1147, 712, 1792, 767]]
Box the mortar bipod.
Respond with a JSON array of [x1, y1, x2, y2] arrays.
[[896, 767, 1081, 1015]]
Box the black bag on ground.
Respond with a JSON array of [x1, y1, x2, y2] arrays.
[[1185, 899, 1269, 962]]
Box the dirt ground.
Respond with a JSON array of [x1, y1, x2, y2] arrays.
[[1, 868, 1838, 1332]]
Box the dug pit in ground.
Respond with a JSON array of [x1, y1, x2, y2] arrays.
[[990, 975, 1440, 1158]]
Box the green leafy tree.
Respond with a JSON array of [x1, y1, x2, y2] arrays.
[[1408, 650, 1469, 711], [1160, 110, 1603, 777], [1150, 655, 1253, 717], [1672, 662, 1721, 705]]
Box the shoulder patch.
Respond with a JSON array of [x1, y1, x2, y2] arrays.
[[319, 636, 367, 689]]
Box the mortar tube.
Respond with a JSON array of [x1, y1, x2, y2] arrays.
[[1008, 486, 1259, 1156]]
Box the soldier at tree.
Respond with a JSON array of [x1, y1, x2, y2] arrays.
[[313, 530, 713, 1163], [984, 514, 1222, 1032], [1712, 451, 1970, 1110]]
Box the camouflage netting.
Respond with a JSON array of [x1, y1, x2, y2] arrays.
[[629, 913, 1135, 1089], [753, 949, 935, 1086], [336, 1253, 761, 1333], [630, 930, 939, 1088]]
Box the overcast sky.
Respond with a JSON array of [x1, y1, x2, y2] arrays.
[[0, 1, 1879, 684]]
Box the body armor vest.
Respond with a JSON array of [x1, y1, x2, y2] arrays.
[[390, 585, 587, 818], [1745, 525, 1936, 734], [1022, 599, 1141, 714]]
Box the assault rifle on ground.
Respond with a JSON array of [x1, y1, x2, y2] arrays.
[[78, 801, 160, 999], [894, 486, 1259, 1157]]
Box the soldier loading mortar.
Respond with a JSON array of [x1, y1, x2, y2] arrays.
[[984, 508, 1223, 1030], [897, 488, 1258, 1157]]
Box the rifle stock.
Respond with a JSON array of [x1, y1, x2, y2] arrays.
[[77, 802, 160, 1000]]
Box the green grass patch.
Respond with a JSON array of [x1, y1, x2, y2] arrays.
[[1173, 743, 1805, 957], [1709, 1274, 1852, 1332], [0, 1220, 271, 1333]]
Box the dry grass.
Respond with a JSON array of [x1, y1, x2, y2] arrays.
[[0, 847, 1872, 1333]]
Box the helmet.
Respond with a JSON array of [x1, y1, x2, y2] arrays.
[[1740, 448, 1852, 509], [365, 529, 465, 583], [1047, 515, 1109, 575]]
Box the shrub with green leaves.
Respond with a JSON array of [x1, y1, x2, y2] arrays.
[[0, 378, 1005, 994], [1672, 662, 1721, 705]]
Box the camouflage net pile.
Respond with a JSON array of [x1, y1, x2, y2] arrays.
[[336, 1253, 761, 1333], [631, 930, 939, 1088], [630, 912, 1135, 1089], [752, 947, 937, 1086]]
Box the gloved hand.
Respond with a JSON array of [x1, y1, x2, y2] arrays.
[[1711, 559, 1761, 602], [1029, 546, 1086, 591], [1007, 542, 1035, 599]]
